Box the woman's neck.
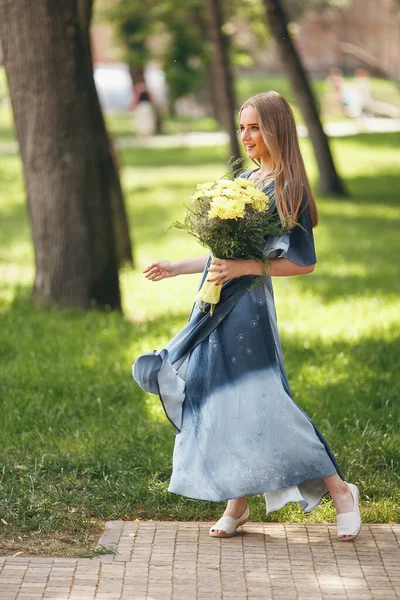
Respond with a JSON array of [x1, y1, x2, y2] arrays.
[[258, 157, 274, 177]]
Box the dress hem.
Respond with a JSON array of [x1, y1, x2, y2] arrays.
[[167, 467, 339, 511]]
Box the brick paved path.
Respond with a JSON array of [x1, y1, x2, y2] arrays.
[[1, 522, 399, 599]]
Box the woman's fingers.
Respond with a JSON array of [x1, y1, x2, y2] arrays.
[[143, 262, 160, 273], [145, 266, 165, 280], [215, 276, 227, 285], [207, 270, 228, 283], [148, 276, 163, 282]]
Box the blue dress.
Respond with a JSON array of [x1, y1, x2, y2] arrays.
[[133, 170, 343, 514]]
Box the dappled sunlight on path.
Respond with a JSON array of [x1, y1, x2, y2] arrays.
[[1, 523, 399, 599]]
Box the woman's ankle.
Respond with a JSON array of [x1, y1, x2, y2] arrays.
[[229, 496, 246, 504], [226, 497, 247, 513]]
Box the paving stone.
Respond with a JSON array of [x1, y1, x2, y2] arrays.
[[0, 523, 398, 599]]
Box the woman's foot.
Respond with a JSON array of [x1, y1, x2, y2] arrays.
[[335, 482, 361, 541], [332, 483, 355, 513], [325, 476, 361, 541], [210, 497, 249, 537]]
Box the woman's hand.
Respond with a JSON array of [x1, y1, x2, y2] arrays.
[[143, 260, 179, 281], [206, 257, 315, 284], [206, 258, 248, 285]]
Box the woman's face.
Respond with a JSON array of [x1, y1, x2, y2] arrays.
[[239, 105, 270, 163]]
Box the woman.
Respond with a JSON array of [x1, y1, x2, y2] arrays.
[[133, 92, 361, 541], [132, 81, 157, 138]]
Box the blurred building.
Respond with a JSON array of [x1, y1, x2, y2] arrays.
[[262, 0, 400, 78]]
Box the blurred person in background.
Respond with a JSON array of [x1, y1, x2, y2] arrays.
[[131, 81, 157, 137], [342, 68, 400, 119], [325, 67, 345, 116]]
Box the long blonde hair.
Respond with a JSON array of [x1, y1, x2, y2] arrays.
[[239, 91, 319, 228]]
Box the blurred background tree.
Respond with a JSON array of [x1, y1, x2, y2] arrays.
[[0, 0, 132, 311], [264, 0, 346, 195], [78, 0, 134, 270], [205, 0, 241, 162]]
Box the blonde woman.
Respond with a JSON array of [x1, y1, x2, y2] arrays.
[[133, 92, 361, 541]]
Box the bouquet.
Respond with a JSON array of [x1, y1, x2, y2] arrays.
[[174, 176, 283, 315]]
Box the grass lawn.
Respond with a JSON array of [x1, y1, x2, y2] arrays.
[[0, 131, 399, 557]]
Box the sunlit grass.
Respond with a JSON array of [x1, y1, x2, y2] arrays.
[[0, 132, 399, 558]]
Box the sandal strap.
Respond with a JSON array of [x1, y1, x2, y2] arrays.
[[337, 483, 361, 538], [210, 515, 237, 535], [337, 511, 362, 537]]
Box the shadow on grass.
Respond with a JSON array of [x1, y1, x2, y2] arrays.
[[1, 288, 187, 430], [284, 168, 400, 302], [297, 205, 400, 301], [344, 171, 400, 208]]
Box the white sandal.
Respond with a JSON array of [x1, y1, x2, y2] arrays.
[[337, 482, 362, 541], [209, 504, 250, 538]]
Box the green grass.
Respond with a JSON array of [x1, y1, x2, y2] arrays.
[[0, 131, 400, 557]]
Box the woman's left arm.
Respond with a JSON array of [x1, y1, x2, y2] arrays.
[[207, 257, 315, 285]]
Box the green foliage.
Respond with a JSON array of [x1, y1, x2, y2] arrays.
[[0, 131, 400, 547], [105, 0, 153, 69], [105, 0, 209, 101], [222, 0, 271, 67], [162, 12, 209, 101]]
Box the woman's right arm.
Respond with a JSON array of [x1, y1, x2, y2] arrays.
[[143, 255, 209, 282]]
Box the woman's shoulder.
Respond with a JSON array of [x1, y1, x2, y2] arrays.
[[239, 168, 258, 179]]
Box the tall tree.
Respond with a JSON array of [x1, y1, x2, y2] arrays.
[[79, 0, 134, 268], [106, 0, 151, 84], [264, 0, 346, 196], [206, 0, 242, 163], [0, 0, 124, 309], [107, 0, 210, 122]]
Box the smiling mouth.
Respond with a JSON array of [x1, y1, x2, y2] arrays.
[[245, 145, 255, 150]]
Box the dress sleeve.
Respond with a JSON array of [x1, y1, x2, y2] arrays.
[[263, 188, 317, 266], [239, 169, 256, 179]]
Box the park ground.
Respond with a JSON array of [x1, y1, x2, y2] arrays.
[[0, 73, 399, 558], [1, 522, 400, 599]]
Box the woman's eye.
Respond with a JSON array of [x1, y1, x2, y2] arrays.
[[252, 126, 259, 130]]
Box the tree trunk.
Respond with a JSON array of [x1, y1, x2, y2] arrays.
[[264, 0, 346, 196], [205, 0, 242, 165], [0, 0, 122, 310], [77, 0, 94, 58], [79, 0, 134, 268]]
